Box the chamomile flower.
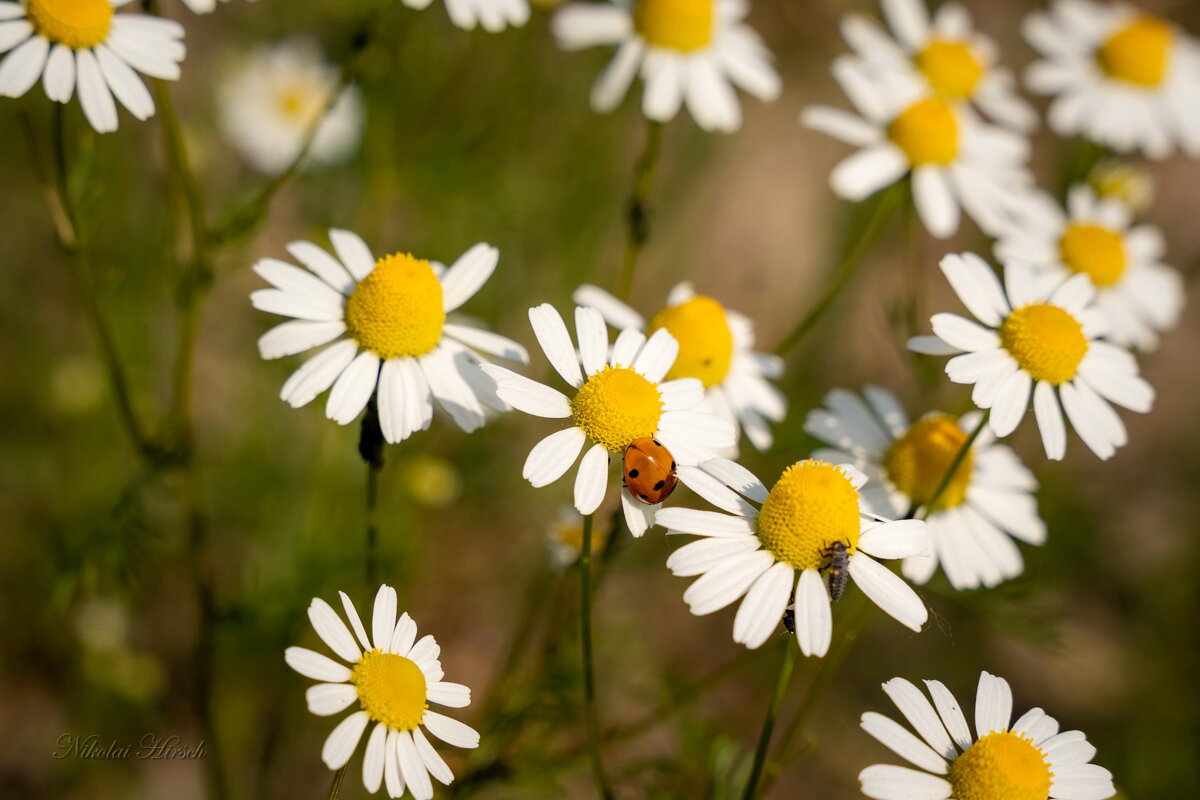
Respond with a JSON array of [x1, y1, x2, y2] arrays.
[[219, 38, 364, 176], [840, 0, 1036, 131], [806, 387, 1045, 591], [910, 252, 1155, 461], [546, 505, 609, 568], [802, 58, 1033, 238], [859, 671, 1115, 800], [573, 282, 785, 451], [656, 458, 929, 655], [0, 0, 185, 133], [996, 185, 1184, 352], [285, 586, 479, 799], [551, 0, 781, 133], [401, 0, 529, 33], [251, 229, 528, 443], [1024, 0, 1200, 159], [480, 303, 737, 537]]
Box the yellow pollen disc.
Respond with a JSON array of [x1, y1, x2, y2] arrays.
[[647, 296, 734, 388], [344, 253, 445, 360], [276, 84, 322, 125], [570, 365, 664, 452], [26, 0, 113, 50], [949, 731, 1053, 800], [1058, 223, 1127, 288], [999, 304, 1088, 386], [883, 413, 974, 511], [755, 460, 861, 571], [888, 98, 959, 166], [634, 0, 714, 52], [351, 650, 428, 732], [1098, 16, 1173, 87], [915, 39, 985, 100]]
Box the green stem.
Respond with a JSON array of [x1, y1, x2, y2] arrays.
[[359, 399, 385, 587], [741, 636, 798, 800], [326, 765, 347, 799], [616, 119, 664, 302], [919, 410, 989, 519], [774, 181, 906, 355], [579, 514, 614, 799]]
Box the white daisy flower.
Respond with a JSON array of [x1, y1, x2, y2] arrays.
[[859, 670, 1116, 800], [551, 0, 781, 133], [656, 458, 930, 655], [480, 303, 738, 537], [806, 387, 1046, 591], [573, 282, 786, 452], [996, 184, 1184, 352], [840, 0, 1037, 131], [219, 38, 364, 176], [402, 0, 529, 33], [0, 0, 185, 133], [545, 504, 609, 568], [251, 229, 529, 443], [285, 586, 479, 799], [1024, 0, 1200, 159], [909, 252, 1155, 462], [802, 57, 1034, 238]]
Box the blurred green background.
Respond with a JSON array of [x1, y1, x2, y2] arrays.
[[1, 0, 1198, 798]]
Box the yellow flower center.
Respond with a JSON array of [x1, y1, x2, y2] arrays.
[[999, 304, 1088, 385], [634, 0, 714, 52], [915, 39, 984, 100], [570, 366, 664, 452], [647, 296, 734, 388], [1058, 223, 1127, 287], [276, 84, 322, 126], [351, 650, 428, 732], [755, 460, 861, 571], [949, 731, 1053, 800], [883, 414, 974, 511], [1098, 16, 1173, 87], [888, 98, 959, 166], [26, 0, 113, 50], [344, 253, 445, 360]]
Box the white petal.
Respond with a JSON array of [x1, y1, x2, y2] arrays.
[[794, 568, 832, 657], [1060, 380, 1115, 460], [329, 228, 376, 281], [801, 105, 881, 146], [732, 563, 794, 649], [1033, 380, 1066, 461], [620, 490, 657, 538], [930, 313, 999, 351], [940, 253, 1010, 327], [306, 683, 359, 716], [308, 597, 364, 663], [383, 729, 404, 798], [675, 465, 756, 516], [324, 351, 379, 425], [575, 305, 609, 377], [860, 711, 949, 774], [258, 320, 346, 360], [322, 711, 369, 769], [913, 166, 960, 239], [94, 44, 154, 120], [590, 39, 644, 113], [0, 34, 47, 99], [421, 710, 480, 749], [659, 378, 704, 411], [699, 458, 769, 503], [551, 2, 631, 49], [657, 507, 755, 536], [362, 723, 387, 794], [573, 443, 609, 515], [427, 681, 471, 709], [422, 347, 488, 432], [480, 364, 571, 418], [411, 727, 455, 786], [338, 591, 373, 651], [390, 613, 418, 656], [523, 426, 587, 487], [610, 327, 645, 367], [76, 48, 118, 134], [396, 730, 434, 800], [858, 763, 952, 800], [683, 550, 774, 615], [443, 323, 528, 363], [41, 43, 73, 103], [974, 671, 1013, 737], [881, 678, 956, 759], [858, 519, 931, 560], [882, 0, 930, 50], [632, 327, 679, 383], [830, 144, 909, 201], [280, 340, 358, 408], [529, 303, 583, 388], [924, 679, 973, 751], [284, 646, 352, 683], [440, 243, 498, 311], [286, 240, 356, 295], [372, 585, 398, 652], [989, 369, 1033, 438], [572, 283, 645, 330], [850, 554, 928, 633]]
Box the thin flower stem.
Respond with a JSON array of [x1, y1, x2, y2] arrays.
[[360, 400, 386, 587], [326, 765, 347, 799], [773, 180, 907, 356], [741, 635, 798, 800], [918, 410, 989, 519], [579, 513, 614, 799], [616, 119, 664, 302]]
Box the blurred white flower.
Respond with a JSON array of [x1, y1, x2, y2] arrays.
[[0, 0, 185, 133], [574, 282, 785, 452], [859, 671, 1115, 800], [285, 586, 479, 799], [402, 0, 529, 33], [1088, 158, 1154, 216], [657, 458, 929, 655], [1024, 0, 1200, 159], [179, 0, 248, 15], [552, 0, 781, 132], [545, 505, 607, 567], [806, 387, 1045, 591], [910, 252, 1155, 461], [219, 38, 363, 176], [251, 229, 528, 442], [480, 303, 736, 535]]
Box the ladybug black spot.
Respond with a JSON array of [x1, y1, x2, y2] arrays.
[[653, 480, 665, 491], [639, 494, 649, 500], [652, 439, 661, 446], [670, 461, 676, 470], [628, 468, 640, 478]]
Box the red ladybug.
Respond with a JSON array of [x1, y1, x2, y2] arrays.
[[622, 437, 678, 505]]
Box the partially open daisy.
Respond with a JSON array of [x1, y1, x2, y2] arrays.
[[285, 586, 479, 799], [859, 670, 1116, 800], [909, 252, 1154, 461], [546, 504, 609, 568], [802, 57, 1034, 238], [806, 387, 1045, 591], [1024, 0, 1200, 159], [252, 229, 528, 443], [996, 185, 1184, 352], [219, 38, 364, 176], [656, 458, 929, 655], [401, 0, 529, 33], [840, 0, 1036, 131], [0, 0, 185, 133], [573, 282, 785, 452], [551, 0, 781, 132], [481, 303, 737, 537]]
